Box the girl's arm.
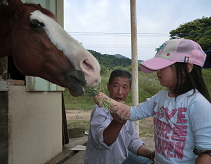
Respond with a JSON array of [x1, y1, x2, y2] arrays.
[[93, 92, 131, 119]]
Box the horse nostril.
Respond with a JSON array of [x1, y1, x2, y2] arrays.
[[83, 59, 94, 71], [80, 58, 101, 86]]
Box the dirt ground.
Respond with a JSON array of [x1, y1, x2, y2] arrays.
[[66, 109, 92, 121], [65, 109, 154, 136], [66, 109, 153, 122], [66, 109, 155, 149]]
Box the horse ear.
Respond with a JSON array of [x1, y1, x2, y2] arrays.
[[7, 0, 23, 6]]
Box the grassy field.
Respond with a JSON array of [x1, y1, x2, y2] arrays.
[[64, 67, 211, 137]]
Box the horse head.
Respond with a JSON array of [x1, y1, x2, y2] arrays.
[[0, 0, 101, 96]]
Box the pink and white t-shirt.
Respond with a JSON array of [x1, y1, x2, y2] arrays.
[[130, 89, 211, 164]]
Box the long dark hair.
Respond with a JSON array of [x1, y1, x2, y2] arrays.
[[173, 62, 211, 102]]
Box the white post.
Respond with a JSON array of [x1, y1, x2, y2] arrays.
[[130, 0, 139, 134]]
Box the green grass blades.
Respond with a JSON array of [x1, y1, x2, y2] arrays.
[[83, 86, 99, 97]]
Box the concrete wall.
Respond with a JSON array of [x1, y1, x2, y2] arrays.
[[8, 86, 62, 164]]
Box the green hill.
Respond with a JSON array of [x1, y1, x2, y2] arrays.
[[88, 50, 131, 69]]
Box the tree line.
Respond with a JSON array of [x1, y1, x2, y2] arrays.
[[170, 16, 211, 51], [88, 16, 211, 71]]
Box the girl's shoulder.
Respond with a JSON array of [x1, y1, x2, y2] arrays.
[[183, 90, 211, 107], [147, 90, 168, 102], [184, 89, 207, 100], [155, 90, 168, 96], [157, 90, 168, 94]]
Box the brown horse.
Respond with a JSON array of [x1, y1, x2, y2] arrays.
[[0, 0, 101, 96]]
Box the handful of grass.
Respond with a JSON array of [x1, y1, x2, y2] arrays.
[[83, 86, 99, 97], [84, 86, 131, 121], [84, 86, 113, 111]]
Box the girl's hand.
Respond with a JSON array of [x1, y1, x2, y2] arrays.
[[111, 112, 127, 124], [112, 103, 131, 119]]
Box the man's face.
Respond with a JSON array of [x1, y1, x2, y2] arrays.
[[107, 77, 131, 102]]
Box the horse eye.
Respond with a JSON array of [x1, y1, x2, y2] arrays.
[[29, 19, 45, 28]]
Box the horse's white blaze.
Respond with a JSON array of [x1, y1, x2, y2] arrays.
[[30, 10, 100, 86]]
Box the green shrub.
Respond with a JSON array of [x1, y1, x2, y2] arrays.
[[203, 68, 211, 94], [64, 67, 211, 110]]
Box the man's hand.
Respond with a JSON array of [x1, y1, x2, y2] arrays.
[[149, 150, 155, 162], [93, 92, 131, 119], [93, 92, 109, 107]]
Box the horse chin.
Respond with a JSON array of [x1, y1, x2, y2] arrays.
[[66, 75, 85, 97], [68, 88, 84, 97]]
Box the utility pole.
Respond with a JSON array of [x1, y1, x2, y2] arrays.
[[130, 0, 139, 134]]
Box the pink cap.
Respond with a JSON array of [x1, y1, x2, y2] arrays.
[[140, 38, 206, 73]]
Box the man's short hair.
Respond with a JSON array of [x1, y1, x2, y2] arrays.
[[109, 69, 132, 86]]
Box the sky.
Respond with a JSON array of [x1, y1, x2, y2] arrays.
[[64, 0, 211, 61]]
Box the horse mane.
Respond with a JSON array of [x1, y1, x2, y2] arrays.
[[0, 3, 56, 20], [0, 2, 56, 57], [0, 4, 14, 20], [24, 3, 56, 20]]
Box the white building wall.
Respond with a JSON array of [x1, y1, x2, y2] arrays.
[[8, 85, 62, 164]]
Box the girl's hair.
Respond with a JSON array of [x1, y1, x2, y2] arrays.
[[173, 62, 211, 102]]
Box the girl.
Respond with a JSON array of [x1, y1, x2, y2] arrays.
[[94, 38, 211, 164]]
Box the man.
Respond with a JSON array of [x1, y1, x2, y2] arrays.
[[84, 69, 154, 164]]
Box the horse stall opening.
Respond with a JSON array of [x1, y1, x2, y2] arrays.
[[0, 0, 67, 164]]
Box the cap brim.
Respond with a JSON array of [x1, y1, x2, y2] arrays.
[[140, 57, 175, 73], [140, 64, 156, 73]]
